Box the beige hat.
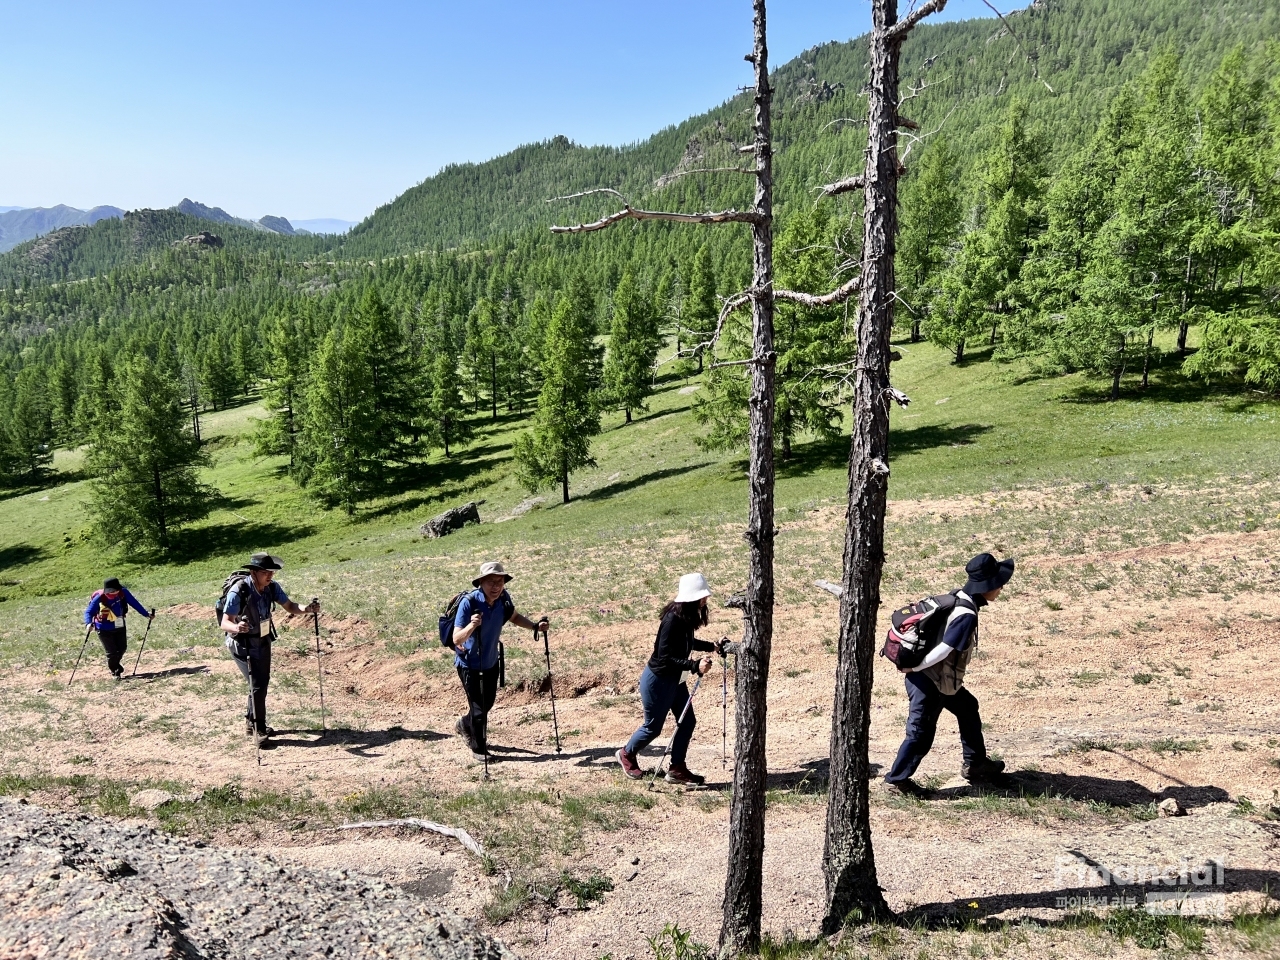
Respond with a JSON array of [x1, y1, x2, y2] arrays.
[[674, 572, 712, 604], [472, 561, 514, 587]]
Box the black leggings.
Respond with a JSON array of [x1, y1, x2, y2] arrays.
[[98, 628, 127, 675], [457, 666, 500, 751], [232, 645, 272, 731]]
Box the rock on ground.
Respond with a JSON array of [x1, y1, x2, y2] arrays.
[[421, 502, 482, 539], [0, 797, 515, 960]]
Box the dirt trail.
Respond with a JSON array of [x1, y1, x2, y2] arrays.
[[5, 516, 1280, 958]]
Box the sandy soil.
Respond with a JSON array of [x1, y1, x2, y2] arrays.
[[4, 494, 1280, 958]]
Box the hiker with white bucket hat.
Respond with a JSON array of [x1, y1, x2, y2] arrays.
[[617, 573, 726, 786]]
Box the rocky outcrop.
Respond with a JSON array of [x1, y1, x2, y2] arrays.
[[173, 231, 224, 248], [257, 215, 297, 235], [0, 797, 515, 959], [420, 502, 482, 539]]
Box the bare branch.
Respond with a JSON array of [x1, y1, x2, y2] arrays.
[[338, 819, 486, 858], [774, 275, 862, 308], [820, 175, 866, 198], [896, 115, 920, 131], [815, 579, 844, 599], [655, 167, 754, 188], [545, 187, 629, 205], [709, 351, 777, 372], [550, 206, 764, 234], [980, 0, 1056, 94], [884, 0, 949, 42]]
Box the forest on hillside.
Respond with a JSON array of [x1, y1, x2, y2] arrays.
[[0, 0, 1277, 554]]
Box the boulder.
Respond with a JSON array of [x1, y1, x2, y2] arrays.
[[1158, 797, 1185, 818], [129, 789, 178, 812], [173, 231, 223, 248], [420, 501, 481, 539]]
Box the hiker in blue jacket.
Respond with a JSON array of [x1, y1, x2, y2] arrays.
[[883, 553, 1015, 796], [219, 553, 318, 744], [452, 561, 547, 762], [83, 577, 153, 679]]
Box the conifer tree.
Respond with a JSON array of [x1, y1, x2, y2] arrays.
[[512, 278, 601, 503], [85, 354, 213, 552], [602, 270, 660, 423], [297, 327, 372, 514], [254, 313, 307, 469], [681, 244, 717, 374], [348, 287, 418, 471], [429, 350, 471, 456], [5, 366, 53, 483], [897, 137, 962, 342]]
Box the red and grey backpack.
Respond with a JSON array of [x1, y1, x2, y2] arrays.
[[880, 591, 975, 670]]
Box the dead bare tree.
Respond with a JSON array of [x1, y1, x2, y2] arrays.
[[821, 0, 950, 931]]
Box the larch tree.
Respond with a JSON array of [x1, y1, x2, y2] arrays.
[[896, 136, 963, 342], [429, 349, 471, 457], [602, 270, 661, 423], [254, 312, 307, 470]]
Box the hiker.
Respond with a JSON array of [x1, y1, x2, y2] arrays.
[[616, 573, 726, 786], [452, 561, 548, 761], [83, 577, 154, 679], [219, 553, 318, 744], [883, 553, 1015, 795]]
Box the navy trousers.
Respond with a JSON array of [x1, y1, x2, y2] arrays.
[[231, 644, 272, 732], [885, 672, 986, 783], [625, 667, 696, 765], [97, 627, 127, 676]]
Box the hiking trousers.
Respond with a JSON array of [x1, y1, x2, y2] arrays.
[[885, 672, 986, 783], [457, 665, 500, 752], [625, 667, 696, 765], [97, 628, 127, 676], [231, 644, 272, 732]]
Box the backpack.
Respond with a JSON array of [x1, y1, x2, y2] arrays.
[[880, 591, 972, 670], [214, 571, 252, 628], [438, 589, 514, 649]]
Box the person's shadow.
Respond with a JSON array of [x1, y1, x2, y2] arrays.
[[931, 770, 1230, 811], [268, 727, 450, 758], [127, 666, 210, 681]]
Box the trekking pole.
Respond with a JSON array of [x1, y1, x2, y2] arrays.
[[649, 675, 703, 791], [312, 599, 326, 733], [130, 611, 155, 677], [537, 621, 561, 754], [247, 661, 261, 767], [68, 624, 93, 689], [721, 647, 728, 770]]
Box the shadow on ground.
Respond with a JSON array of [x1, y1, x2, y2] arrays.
[[265, 726, 450, 759], [931, 770, 1231, 811]]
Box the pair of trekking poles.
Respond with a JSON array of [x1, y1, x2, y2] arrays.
[[648, 638, 732, 789], [68, 610, 156, 688]]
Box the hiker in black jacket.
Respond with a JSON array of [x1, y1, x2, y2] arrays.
[[884, 553, 1015, 796], [617, 573, 725, 786]]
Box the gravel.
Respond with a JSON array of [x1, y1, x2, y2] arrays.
[[0, 797, 517, 959]]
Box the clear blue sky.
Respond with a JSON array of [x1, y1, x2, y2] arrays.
[[1, 1, 1013, 223]]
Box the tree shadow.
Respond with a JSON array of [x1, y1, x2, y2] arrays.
[[930, 769, 1229, 811], [890, 422, 993, 457], [267, 726, 450, 759], [776, 438, 849, 478], [174, 521, 316, 563], [0, 543, 46, 572], [129, 665, 210, 681], [578, 464, 706, 502], [358, 453, 512, 522]]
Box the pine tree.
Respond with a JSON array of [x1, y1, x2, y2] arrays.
[[602, 271, 660, 423], [85, 354, 213, 552], [297, 327, 372, 514], [5, 366, 54, 483], [347, 287, 418, 472], [897, 137, 962, 342], [681, 244, 717, 374], [429, 350, 472, 456], [512, 278, 601, 503], [254, 313, 307, 469]]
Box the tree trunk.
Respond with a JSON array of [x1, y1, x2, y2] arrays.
[[153, 466, 168, 551], [719, 2, 776, 954], [1111, 335, 1125, 401], [1177, 321, 1188, 355], [823, 0, 910, 931], [562, 462, 570, 504], [625, 408, 632, 424], [491, 354, 498, 420], [955, 337, 965, 364], [1141, 326, 1154, 389], [910, 319, 920, 343], [781, 406, 792, 460], [990, 317, 999, 345]]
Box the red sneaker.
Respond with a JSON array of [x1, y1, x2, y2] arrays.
[[616, 747, 644, 780]]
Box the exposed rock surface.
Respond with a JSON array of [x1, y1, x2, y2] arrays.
[[173, 231, 224, 248], [0, 797, 515, 959], [421, 502, 481, 539]]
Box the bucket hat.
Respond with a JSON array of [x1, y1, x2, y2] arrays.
[[103, 577, 123, 591], [472, 561, 513, 587], [246, 553, 284, 571], [674, 573, 713, 604], [963, 553, 1015, 596]]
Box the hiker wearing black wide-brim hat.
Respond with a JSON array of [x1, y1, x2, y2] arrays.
[[451, 561, 548, 761], [219, 553, 318, 744], [83, 577, 154, 679], [883, 553, 1015, 795], [616, 573, 727, 787]]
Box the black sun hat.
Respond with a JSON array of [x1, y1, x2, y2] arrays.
[[103, 577, 123, 591], [963, 553, 1015, 595], [246, 553, 284, 571]]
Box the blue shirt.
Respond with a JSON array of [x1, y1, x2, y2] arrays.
[[454, 589, 512, 670], [84, 588, 150, 631], [224, 579, 290, 630]]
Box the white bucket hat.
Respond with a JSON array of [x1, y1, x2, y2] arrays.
[[472, 561, 514, 587], [674, 573, 712, 604]]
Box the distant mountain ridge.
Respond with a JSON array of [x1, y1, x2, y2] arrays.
[[172, 199, 299, 236], [0, 205, 124, 253]]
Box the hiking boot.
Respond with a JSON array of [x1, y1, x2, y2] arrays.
[[616, 747, 644, 780], [246, 721, 276, 737], [455, 717, 470, 738], [962, 757, 1007, 783], [664, 763, 705, 787], [883, 777, 931, 798], [254, 728, 275, 747], [472, 749, 489, 762]]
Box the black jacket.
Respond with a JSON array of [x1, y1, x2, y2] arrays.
[[646, 610, 716, 681]]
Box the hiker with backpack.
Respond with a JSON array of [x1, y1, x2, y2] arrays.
[[217, 553, 318, 745], [882, 553, 1015, 796], [616, 573, 727, 787], [446, 561, 548, 762], [82, 577, 154, 680]]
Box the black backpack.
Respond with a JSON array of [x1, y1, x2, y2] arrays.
[[438, 589, 514, 649], [880, 591, 974, 670], [214, 571, 252, 627]]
